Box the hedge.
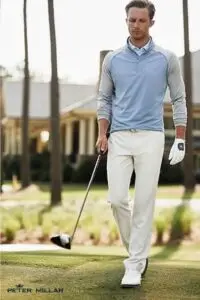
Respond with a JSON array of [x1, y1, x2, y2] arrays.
[[1, 153, 199, 184]]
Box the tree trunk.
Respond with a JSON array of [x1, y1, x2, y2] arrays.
[[169, 0, 196, 243], [21, 0, 30, 188], [48, 0, 62, 206], [0, 77, 3, 193], [182, 0, 196, 192]]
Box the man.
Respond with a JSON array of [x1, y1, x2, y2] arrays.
[[96, 0, 187, 288]]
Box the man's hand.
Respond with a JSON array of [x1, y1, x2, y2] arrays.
[[168, 138, 185, 165], [96, 134, 108, 154]]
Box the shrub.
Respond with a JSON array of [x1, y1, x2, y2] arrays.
[[11, 208, 24, 229], [2, 155, 21, 180], [62, 160, 74, 183], [169, 204, 194, 241], [159, 156, 184, 184], [21, 210, 40, 231], [153, 208, 174, 245], [108, 221, 120, 243], [72, 156, 107, 183], [40, 213, 53, 240], [2, 219, 21, 242], [86, 221, 101, 245]]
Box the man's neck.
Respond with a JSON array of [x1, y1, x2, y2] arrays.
[[129, 36, 151, 48]]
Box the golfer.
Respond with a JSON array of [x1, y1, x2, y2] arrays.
[[96, 0, 187, 287]]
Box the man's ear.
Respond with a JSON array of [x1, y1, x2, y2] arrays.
[[150, 20, 155, 27]]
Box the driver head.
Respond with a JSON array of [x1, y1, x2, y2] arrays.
[[50, 234, 71, 249]]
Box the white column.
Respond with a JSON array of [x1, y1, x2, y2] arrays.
[[88, 117, 95, 155], [10, 126, 17, 155], [4, 128, 10, 154], [17, 128, 22, 154], [79, 119, 86, 155], [65, 122, 73, 155]]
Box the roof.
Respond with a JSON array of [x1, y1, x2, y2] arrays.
[[2, 81, 96, 119], [2, 50, 200, 119]]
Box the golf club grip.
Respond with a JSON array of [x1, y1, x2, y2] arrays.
[[71, 154, 102, 242]]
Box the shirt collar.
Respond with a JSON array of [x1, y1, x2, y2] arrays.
[[127, 37, 153, 53]]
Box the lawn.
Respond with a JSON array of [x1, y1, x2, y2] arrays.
[[1, 243, 200, 300], [1, 183, 200, 203]]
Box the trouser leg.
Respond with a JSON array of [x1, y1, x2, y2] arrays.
[[107, 132, 134, 251], [124, 131, 164, 271]]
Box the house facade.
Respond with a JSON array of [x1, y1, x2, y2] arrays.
[[1, 50, 200, 171]]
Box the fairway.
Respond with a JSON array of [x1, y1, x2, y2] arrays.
[[1, 244, 200, 300]]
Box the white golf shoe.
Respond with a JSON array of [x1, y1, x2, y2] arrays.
[[121, 269, 141, 288]]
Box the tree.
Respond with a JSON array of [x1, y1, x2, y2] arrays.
[[0, 76, 4, 193], [0, 66, 11, 193], [169, 0, 196, 242], [182, 0, 196, 193], [21, 0, 31, 188], [48, 0, 62, 205]]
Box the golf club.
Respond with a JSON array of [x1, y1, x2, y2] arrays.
[[50, 151, 104, 250]]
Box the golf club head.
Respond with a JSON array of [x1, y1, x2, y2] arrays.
[[50, 234, 71, 250]]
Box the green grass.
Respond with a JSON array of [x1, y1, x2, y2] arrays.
[[1, 243, 200, 300], [1, 183, 200, 203]]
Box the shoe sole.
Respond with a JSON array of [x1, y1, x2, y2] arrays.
[[121, 284, 141, 288], [141, 258, 148, 278]]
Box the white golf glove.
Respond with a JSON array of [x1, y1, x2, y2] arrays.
[[168, 138, 185, 165]]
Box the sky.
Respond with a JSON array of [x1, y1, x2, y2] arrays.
[[0, 0, 199, 84]]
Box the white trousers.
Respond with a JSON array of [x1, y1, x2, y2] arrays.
[[107, 130, 164, 271]]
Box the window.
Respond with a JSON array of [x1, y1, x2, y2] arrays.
[[193, 118, 200, 130], [164, 117, 174, 130]]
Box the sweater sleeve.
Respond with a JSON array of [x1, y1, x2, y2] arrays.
[[167, 53, 187, 127], [96, 52, 114, 123]]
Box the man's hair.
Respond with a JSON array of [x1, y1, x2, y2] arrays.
[[125, 0, 156, 20]]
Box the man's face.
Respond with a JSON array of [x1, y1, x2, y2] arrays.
[[126, 7, 154, 40]]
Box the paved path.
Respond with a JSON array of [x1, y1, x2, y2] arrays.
[[0, 243, 61, 252]]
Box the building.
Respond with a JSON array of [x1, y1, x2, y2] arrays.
[[1, 50, 200, 170]]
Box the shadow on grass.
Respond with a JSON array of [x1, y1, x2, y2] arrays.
[[3, 254, 200, 300]]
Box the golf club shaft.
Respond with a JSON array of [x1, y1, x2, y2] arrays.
[[70, 154, 102, 243]]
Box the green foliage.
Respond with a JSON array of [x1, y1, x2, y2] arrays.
[[2, 218, 21, 242], [41, 213, 53, 239], [2, 155, 21, 180], [87, 222, 101, 245], [2, 153, 74, 183], [154, 208, 176, 245], [170, 204, 194, 241], [3, 154, 198, 184], [21, 210, 40, 231], [108, 222, 120, 243], [62, 158, 74, 182], [11, 208, 24, 229], [0, 203, 198, 245], [72, 156, 107, 183], [159, 156, 184, 184]]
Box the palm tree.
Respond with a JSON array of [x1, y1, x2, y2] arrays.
[[182, 0, 196, 193], [47, 0, 62, 205], [21, 0, 30, 188], [0, 75, 4, 193], [169, 0, 196, 242], [0, 66, 12, 193]]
